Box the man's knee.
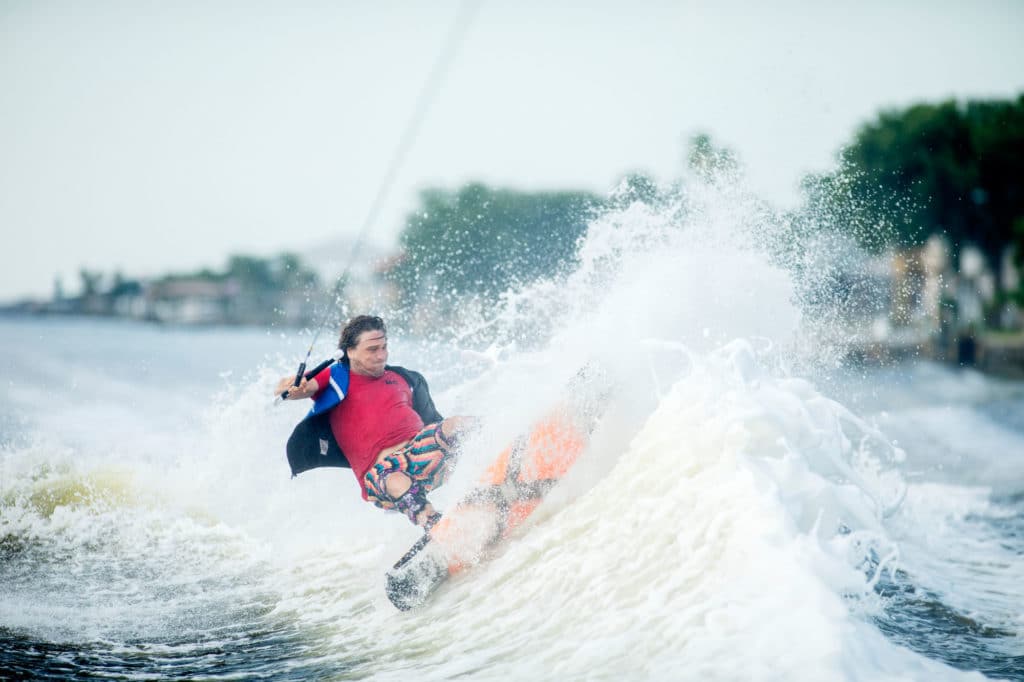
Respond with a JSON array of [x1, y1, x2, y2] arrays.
[[439, 416, 480, 447], [384, 472, 412, 499], [443, 415, 480, 432], [390, 481, 434, 526]]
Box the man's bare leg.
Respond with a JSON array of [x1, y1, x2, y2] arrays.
[[384, 472, 436, 527], [384, 416, 481, 527], [440, 415, 480, 438]]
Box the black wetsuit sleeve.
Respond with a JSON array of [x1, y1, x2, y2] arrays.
[[286, 412, 350, 476], [412, 371, 444, 424]]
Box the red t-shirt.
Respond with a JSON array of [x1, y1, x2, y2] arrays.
[[312, 367, 425, 496]]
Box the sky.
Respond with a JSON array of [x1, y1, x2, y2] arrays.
[[1, 0, 1022, 302]]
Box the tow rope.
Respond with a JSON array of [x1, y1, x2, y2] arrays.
[[278, 0, 481, 401]]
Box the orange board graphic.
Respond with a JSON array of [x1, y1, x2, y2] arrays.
[[386, 369, 606, 610]]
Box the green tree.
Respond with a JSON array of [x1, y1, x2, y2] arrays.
[[390, 183, 602, 304], [108, 270, 142, 298], [269, 253, 320, 291], [837, 95, 1024, 275], [219, 253, 319, 292], [225, 254, 276, 291], [687, 133, 739, 183], [78, 268, 102, 298], [965, 97, 1024, 272], [610, 172, 663, 209]]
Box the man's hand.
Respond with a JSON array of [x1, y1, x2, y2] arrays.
[[275, 376, 317, 399]]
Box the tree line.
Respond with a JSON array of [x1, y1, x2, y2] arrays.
[[390, 95, 1024, 328], [64, 253, 320, 302], [802, 95, 1024, 306], [38, 93, 1024, 330]]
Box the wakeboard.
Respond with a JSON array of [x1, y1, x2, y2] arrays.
[[385, 366, 607, 610]]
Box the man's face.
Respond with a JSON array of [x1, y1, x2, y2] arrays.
[[348, 330, 388, 377]]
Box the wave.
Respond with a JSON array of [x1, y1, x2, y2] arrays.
[[1, 180, 1017, 679]]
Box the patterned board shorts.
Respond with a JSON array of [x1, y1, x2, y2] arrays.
[[363, 421, 458, 510]]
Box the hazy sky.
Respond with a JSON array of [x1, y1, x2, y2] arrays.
[[2, 0, 1022, 301]]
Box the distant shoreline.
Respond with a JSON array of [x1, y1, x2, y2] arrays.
[[0, 309, 297, 332], [5, 310, 1022, 382]]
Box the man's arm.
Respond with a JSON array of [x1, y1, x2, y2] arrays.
[[274, 375, 320, 400]]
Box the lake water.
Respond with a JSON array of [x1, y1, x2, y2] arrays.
[[2, 197, 1023, 680]]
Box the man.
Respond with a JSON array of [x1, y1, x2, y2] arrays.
[[276, 315, 476, 527]]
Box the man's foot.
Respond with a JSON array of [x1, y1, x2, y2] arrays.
[[414, 502, 438, 528]]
